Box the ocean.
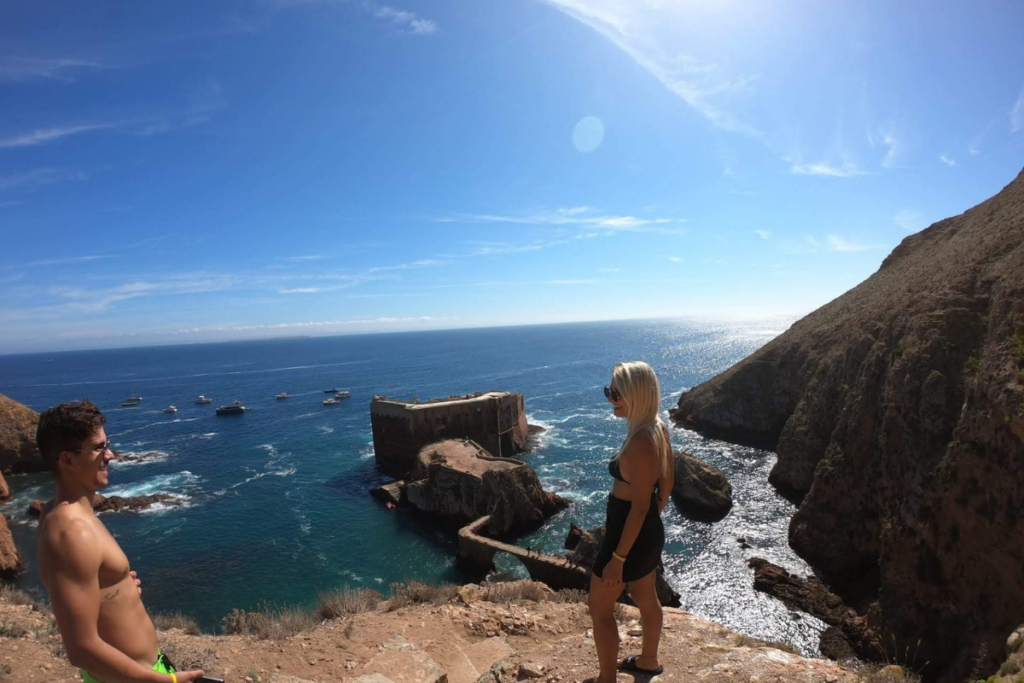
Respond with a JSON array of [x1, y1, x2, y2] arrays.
[[0, 318, 828, 653]]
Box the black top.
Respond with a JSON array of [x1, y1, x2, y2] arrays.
[[609, 455, 629, 484]]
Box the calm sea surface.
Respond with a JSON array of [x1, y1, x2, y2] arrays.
[[0, 318, 828, 652]]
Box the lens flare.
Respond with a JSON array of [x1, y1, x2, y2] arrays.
[[573, 116, 604, 153]]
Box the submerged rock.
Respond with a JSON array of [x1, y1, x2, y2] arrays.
[[671, 451, 733, 520], [92, 493, 180, 513], [674, 169, 1024, 682], [404, 439, 567, 536]]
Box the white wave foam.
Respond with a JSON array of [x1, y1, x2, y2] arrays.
[[112, 451, 170, 467], [317, 426, 334, 434], [104, 471, 199, 498]]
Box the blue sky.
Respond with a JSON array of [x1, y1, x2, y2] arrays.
[[1, 0, 1022, 354]]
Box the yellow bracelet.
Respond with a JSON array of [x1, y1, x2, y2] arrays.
[[612, 551, 627, 563], [169, 673, 177, 683]]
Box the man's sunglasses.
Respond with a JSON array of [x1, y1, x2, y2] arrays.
[[604, 386, 622, 402], [68, 441, 113, 455]]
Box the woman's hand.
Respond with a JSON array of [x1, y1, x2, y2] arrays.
[[601, 557, 624, 585], [130, 570, 142, 596]]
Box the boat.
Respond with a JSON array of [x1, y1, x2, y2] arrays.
[[127, 392, 143, 402], [323, 388, 340, 393], [215, 400, 247, 416], [323, 398, 339, 406], [335, 390, 351, 399], [164, 406, 178, 414], [121, 400, 139, 408], [195, 395, 213, 404], [275, 392, 290, 400]]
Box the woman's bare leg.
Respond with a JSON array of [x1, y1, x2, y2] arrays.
[[589, 572, 624, 683], [627, 569, 662, 670]]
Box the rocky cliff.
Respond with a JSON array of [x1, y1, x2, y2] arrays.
[[0, 512, 23, 580], [671, 169, 1024, 682], [0, 394, 43, 474]]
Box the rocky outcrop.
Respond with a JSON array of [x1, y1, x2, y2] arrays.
[[0, 470, 8, 502], [748, 558, 880, 661], [565, 523, 681, 608], [27, 494, 181, 517], [0, 394, 43, 474], [672, 451, 733, 520], [671, 169, 1024, 682], [0, 511, 24, 579], [404, 439, 568, 536]]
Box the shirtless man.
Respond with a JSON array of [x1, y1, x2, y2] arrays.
[[35, 399, 205, 683]]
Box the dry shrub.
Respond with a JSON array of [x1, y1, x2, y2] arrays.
[[221, 604, 318, 639], [481, 582, 550, 603], [0, 585, 44, 610], [152, 612, 203, 635], [160, 642, 219, 673], [387, 582, 459, 611], [316, 587, 381, 620]]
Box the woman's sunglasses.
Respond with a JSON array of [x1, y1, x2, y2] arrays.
[[604, 386, 622, 402]]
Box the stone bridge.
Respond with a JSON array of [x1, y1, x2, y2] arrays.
[[457, 516, 589, 591]]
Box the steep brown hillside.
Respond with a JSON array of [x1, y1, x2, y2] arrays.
[[671, 169, 1024, 682], [0, 394, 43, 474]]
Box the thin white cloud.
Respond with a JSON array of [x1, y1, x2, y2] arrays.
[[939, 155, 956, 167], [790, 162, 869, 178], [366, 258, 444, 273], [546, 279, 598, 285], [445, 206, 683, 234], [598, 267, 620, 273], [827, 235, 876, 252], [27, 254, 117, 267], [1012, 88, 1024, 133], [754, 230, 771, 240], [0, 56, 107, 83], [172, 316, 438, 335], [880, 133, 901, 169], [286, 255, 328, 262], [537, 1, 755, 134], [893, 210, 925, 233], [279, 287, 322, 294], [375, 5, 437, 35], [668, 256, 682, 262], [0, 123, 118, 149]]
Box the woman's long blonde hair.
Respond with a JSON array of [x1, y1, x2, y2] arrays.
[[613, 360, 672, 477]]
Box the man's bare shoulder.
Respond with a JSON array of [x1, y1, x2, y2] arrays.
[[38, 504, 101, 569]]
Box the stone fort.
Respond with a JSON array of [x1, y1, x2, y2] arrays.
[[369, 391, 530, 477]]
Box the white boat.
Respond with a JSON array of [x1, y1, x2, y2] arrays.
[[335, 391, 351, 399], [276, 392, 290, 400], [164, 406, 177, 414], [323, 398, 339, 406], [195, 395, 213, 404]]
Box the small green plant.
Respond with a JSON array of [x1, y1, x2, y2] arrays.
[[965, 354, 981, 375], [1017, 368, 1024, 384], [1014, 674, 1024, 683], [0, 622, 23, 638], [895, 347, 904, 359], [999, 660, 1021, 676], [246, 670, 262, 682], [0, 663, 11, 675], [1011, 333, 1024, 365]]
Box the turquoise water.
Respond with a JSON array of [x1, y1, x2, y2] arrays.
[[0, 318, 828, 653]]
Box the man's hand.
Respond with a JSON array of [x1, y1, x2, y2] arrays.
[[130, 571, 141, 596], [600, 557, 624, 585], [173, 669, 206, 682]]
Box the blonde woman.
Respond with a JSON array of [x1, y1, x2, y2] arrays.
[[589, 361, 674, 681]]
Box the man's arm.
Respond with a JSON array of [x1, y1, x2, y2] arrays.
[[47, 521, 182, 683]]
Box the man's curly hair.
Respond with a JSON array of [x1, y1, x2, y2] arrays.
[[36, 399, 106, 476]]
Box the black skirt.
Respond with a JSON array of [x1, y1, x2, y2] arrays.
[[592, 494, 665, 583]]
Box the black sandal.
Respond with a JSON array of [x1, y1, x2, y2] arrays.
[[619, 655, 664, 676]]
